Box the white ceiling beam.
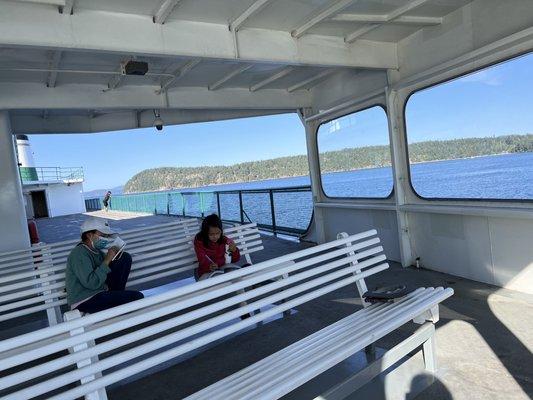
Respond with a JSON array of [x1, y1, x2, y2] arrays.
[[291, 0, 358, 38], [61, 0, 74, 15], [345, 24, 379, 43], [46, 51, 62, 88], [107, 73, 125, 91], [332, 13, 442, 26], [230, 0, 273, 32], [11, 109, 293, 134], [153, 0, 183, 24], [0, 3, 398, 69], [208, 64, 253, 91], [15, 0, 65, 5], [287, 69, 335, 93], [250, 67, 294, 92], [158, 58, 201, 93], [345, 0, 432, 43], [0, 83, 311, 110]]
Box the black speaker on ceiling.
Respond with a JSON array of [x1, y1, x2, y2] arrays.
[[123, 61, 149, 76]]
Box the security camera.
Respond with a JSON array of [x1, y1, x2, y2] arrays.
[[154, 117, 163, 131], [153, 110, 163, 131]]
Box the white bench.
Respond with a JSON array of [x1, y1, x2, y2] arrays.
[[127, 222, 265, 288], [0, 218, 199, 277], [0, 222, 263, 329], [0, 230, 453, 400]]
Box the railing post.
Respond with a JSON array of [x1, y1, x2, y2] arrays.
[[238, 191, 244, 224], [216, 192, 221, 218], [269, 189, 277, 236], [167, 193, 171, 215]]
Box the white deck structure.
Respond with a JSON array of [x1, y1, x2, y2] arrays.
[[0, 0, 532, 296]]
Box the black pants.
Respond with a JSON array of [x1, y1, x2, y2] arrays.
[[76, 252, 144, 314]]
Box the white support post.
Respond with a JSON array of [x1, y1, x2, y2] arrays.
[[422, 334, 437, 373], [238, 228, 253, 265], [0, 111, 30, 252], [386, 86, 415, 267], [336, 232, 369, 306], [299, 108, 326, 243], [183, 220, 192, 238], [413, 305, 439, 324], [64, 310, 108, 400], [38, 246, 62, 325]]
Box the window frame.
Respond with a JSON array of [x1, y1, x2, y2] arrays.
[[316, 104, 395, 200], [403, 51, 533, 203]]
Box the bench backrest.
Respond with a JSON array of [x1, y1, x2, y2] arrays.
[[0, 218, 199, 277], [0, 229, 388, 400], [0, 222, 262, 327]]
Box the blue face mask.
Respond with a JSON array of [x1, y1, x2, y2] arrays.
[[93, 237, 110, 250]]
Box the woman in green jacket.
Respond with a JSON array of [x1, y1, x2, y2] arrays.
[[65, 218, 143, 314]]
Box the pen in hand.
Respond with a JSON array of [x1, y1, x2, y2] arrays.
[[205, 254, 218, 271]]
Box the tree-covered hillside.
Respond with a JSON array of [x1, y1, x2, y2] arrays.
[[124, 134, 532, 193]]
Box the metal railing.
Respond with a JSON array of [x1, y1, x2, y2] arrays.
[[19, 166, 84, 182], [85, 185, 313, 236]]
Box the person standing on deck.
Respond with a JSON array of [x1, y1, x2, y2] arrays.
[[103, 191, 111, 212], [65, 218, 143, 314]]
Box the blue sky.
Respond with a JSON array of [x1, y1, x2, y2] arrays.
[[28, 53, 532, 191]]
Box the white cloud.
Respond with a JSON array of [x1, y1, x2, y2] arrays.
[[459, 69, 502, 86]]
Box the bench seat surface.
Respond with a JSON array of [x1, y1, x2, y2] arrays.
[[185, 287, 453, 400]]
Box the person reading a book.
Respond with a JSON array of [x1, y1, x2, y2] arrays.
[[65, 218, 143, 314], [193, 214, 242, 281]]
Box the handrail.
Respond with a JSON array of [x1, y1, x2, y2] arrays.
[[19, 166, 84, 183], [85, 185, 313, 237]]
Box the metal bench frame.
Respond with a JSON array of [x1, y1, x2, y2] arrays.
[[0, 229, 452, 400]]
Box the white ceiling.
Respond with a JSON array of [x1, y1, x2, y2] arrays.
[[0, 0, 478, 132]]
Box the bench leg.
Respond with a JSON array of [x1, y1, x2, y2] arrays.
[[45, 303, 62, 325], [316, 322, 436, 400], [364, 344, 376, 361], [37, 261, 62, 326], [64, 310, 108, 400], [422, 334, 437, 373]]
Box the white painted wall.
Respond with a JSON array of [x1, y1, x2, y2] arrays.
[[408, 213, 533, 294], [45, 183, 86, 217], [301, 0, 533, 295], [319, 207, 401, 264], [388, 0, 533, 294]]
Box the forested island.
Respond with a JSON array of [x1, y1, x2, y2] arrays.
[[124, 134, 532, 193]]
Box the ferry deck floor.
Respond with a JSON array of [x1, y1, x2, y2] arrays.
[[9, 212, 531, 400]]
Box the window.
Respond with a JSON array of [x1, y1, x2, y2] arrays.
[[405, 53, 533, 200], [317, 106, 393, 198]]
